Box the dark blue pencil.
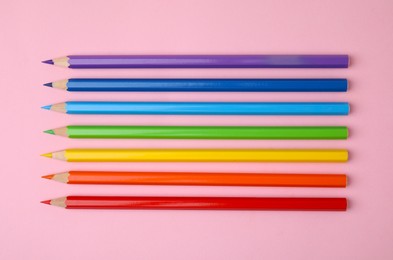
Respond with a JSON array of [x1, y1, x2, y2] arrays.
[[44, 78, 348, 92]]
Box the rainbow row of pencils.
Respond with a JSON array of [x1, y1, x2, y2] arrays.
[[41, 54, 349, 211]]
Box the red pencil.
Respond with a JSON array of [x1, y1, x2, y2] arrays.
[[41, 196, 347, 211]]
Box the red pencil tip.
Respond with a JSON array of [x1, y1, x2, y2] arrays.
[[41, 200, 51, 205], [42, 174, 54, 180]]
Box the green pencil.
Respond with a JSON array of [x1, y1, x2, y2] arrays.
[[44, 126, 348, 140]]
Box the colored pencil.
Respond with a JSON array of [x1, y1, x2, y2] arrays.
[[42, 55, 349, 69], [41, 102, 350, 115], [44, 78, 348, 92], [41, 196, 347, 211], [44, 125, 349, 140], [41, 149, 348, 162], [42, 171, 347, 187]]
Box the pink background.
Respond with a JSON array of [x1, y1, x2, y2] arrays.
[[1, 0, 393, 259]]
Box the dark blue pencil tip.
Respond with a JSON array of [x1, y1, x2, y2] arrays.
[[44, 82, 53, 87], [42, 59, 54, 65], [41, 105, 51, 110]]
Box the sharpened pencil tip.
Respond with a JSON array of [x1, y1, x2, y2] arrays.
[[42, 59, 54, 65], [41, 105, 51, 110], [44, 129, 55, 135], [41, 153, 52, 158], [44, 82, 53, 87], [42, 174, 54, 180], [41, 200, 51, 205]]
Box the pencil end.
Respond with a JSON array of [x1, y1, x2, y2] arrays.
[[44, 129, 55, 135], [41, 105, 51, 110], [42, 59, 54, 65], [44, 82, 53, 87], [41, 153, 52, 158], [41, 200, 51, 205]]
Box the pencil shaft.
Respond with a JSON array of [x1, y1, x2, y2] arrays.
[[62, 196, 347, 210], [53, 149, 348, 162], [51, 55, 349, 68], [63, 78, 347, 92], [63, 126, 348, 139], [65, 171, 347, 187], [60, 102, 350, 115]]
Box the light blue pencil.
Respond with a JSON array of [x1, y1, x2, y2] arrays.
[[42, 102, 350, 115]]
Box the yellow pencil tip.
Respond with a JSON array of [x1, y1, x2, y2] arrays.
[[41, 153, 52, 158]]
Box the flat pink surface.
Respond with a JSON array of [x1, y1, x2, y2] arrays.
[[1, 0, 393, 259]]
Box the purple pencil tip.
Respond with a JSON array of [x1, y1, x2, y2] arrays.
[[42, 59, 54, 65], [44, 82, 53, 87]]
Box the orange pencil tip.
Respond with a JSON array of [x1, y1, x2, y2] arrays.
[[42, 174, 54, 180], [41, 200, 51, 205]]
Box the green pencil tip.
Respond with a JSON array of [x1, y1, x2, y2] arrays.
[[41, 105, 51, 110], [44, 129, 55, 135]]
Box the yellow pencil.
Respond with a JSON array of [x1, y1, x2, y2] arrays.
[[41, 149, 348, 162]]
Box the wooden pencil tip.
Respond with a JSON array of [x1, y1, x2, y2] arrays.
[[41, 105, 51, 110], [42, 59, 54, 65], [44, 82, 53, 87], [43, 103, 66, 113], [44, 129, 55, 135], [41, 153, 52, 158], [42, 174, 54, 180], [41, 197, 67, 207]]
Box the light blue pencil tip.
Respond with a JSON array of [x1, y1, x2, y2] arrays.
[[41, 105, 51, 110]]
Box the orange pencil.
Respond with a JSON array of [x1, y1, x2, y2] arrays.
[[42, 171, 347, 187]]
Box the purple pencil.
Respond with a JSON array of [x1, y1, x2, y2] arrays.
[[42, 55, 349, 69]]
